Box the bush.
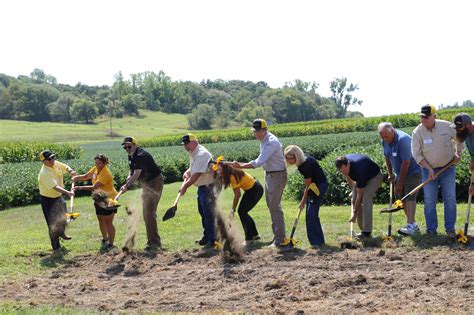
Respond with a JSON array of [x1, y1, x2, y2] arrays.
[[0, 142, 82, 164]]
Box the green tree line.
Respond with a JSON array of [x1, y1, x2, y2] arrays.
[[0, 69, 367, 128]]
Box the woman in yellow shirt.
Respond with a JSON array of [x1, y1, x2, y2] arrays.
[[216, 163, 263, 245], [73, 154, 118, 250]]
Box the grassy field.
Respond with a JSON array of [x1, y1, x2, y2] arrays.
[[0, 168, 470, 281], [0, 110, 189, 143]]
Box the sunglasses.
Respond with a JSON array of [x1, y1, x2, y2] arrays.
[[46, 157, 56, 161], [123, 145, 133, 150], [420, 115, 431, 119]]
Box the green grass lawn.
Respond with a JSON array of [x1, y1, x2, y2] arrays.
[[0, 110, 189, 143], [0, 168, 471, 282]]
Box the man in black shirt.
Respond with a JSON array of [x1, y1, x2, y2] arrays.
[[335, 154, 383, 239], [121, 136, 164, 251]]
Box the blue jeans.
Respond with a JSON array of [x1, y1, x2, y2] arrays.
[[306, 181, 328, 246], [197, 185, 216, 245], [422, 166, 457, 233]]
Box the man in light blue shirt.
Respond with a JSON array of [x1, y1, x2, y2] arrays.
[[379, 122, 421, 236], [232, 119, 287, 247]]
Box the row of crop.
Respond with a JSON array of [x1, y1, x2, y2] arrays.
[[138, 107, 474, 148], [0, 130, 383, 209], [0, 142, 82, 164], [1, 128, 472, 209]]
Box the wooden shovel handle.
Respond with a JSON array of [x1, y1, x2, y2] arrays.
[[173, 192, 182, 207], [70, 182, 75, 212], [114, 189, 124, 202], [401, 160, 455, 202]]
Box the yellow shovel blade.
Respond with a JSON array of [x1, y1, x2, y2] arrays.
[[66, 212, 80, 219]]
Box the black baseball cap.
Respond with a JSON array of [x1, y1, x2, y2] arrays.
[[451, 113, 472, 129], [39, 150, 55, 161], [181, 133, 197, 145], [121, 136, 137, 145], [252, 119, 268, 131], [420, 104, 437, 117]]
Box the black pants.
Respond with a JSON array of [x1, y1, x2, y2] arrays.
[[40, 195, 67, 250], [238, 180, 264, 240]]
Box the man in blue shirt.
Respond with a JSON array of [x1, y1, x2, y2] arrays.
[[335, 154, 383, 239], [378, 122, 421, 236], [453, 113, 474, 195]]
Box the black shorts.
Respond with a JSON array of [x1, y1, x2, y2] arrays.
[[94, 202, 117, 216]]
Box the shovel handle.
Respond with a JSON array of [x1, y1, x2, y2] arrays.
[[401, 160, 455, 202], [465, 193, 472, 236], [114, 189, 124, 202], [388, 182, 393, 236], [70, 182, 75, 212], [173, 192, 182, 207]]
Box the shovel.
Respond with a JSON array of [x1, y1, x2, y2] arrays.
[[283, 183, 321, 251], [381, 160, 455, 213], [282, 206, 304, 252], [66, 182, 80, 222], [162, 192, 182, 221], [456, 193, 471, 244], [383, 182, 394, 241], [103, 189, 124, 211]]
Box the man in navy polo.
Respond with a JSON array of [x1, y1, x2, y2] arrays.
[[335, 154, 383, 239], [378, 122, 421, 236]]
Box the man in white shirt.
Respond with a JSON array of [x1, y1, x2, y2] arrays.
[[179, 134, 217, 247]]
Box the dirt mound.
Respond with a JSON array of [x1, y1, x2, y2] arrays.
[[1, 247, 474, 313]]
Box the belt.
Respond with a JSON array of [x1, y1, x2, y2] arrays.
[[265, 170, 286, 174]]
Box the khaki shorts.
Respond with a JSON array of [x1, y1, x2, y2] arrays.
[[399, 172, 421, 201]]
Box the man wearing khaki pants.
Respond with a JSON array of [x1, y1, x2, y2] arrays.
[[120, 136, 164, 252], [231, 119, 288, 247], [335, 154, 383, 240]]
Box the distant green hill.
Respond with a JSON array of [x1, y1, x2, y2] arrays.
[[0, 110, 189, 143]]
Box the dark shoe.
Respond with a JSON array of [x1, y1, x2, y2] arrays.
[[106, 244, 117, 252], [426, 230, 438, 236], [355, 232, 372, 241], [446, 230, 457, 238], [60, 234, 72, 241], [195, 238, 208, 246], [144, 243, 161, 252], [251, 235, 261, 241]]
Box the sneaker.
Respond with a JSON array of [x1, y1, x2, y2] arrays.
[[446, 230, 457, 238], [398, 223, 420, 236], [243, 235, 261, 246], [195, 238, 208, 246], [355, 232, 372, 241], [105, 244, 117, 252], [144, 244, 161, 252], [60, 233, 72, 241]]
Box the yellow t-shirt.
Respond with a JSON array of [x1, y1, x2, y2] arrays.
[[88, 165, 117, 199], [38, 161, 69, 198], [230, 172, 256, 191]]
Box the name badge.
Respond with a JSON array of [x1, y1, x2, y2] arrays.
[[424, 138, 433, 144], [392, 152, 397, 157]]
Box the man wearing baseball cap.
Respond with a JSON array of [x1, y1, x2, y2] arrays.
[[38, 150, 76, 254], [179, 133, 218, 248], [120, 136, 164, 253], [411, 105, 463, 237], [231, 119, 288, 247], [452, 113, 474, 195]]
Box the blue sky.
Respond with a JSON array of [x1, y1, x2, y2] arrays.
[[1, 0, 473, 117]]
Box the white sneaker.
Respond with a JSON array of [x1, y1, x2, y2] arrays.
[[398, 223, 420, 236]]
